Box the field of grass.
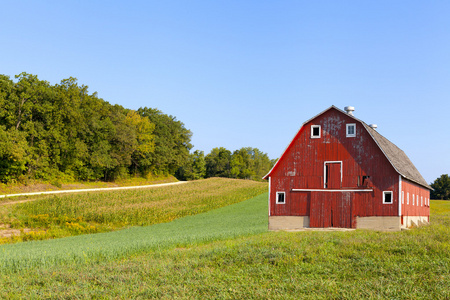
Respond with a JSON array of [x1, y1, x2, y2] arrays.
[[0, 174, 178, 196], [0, 192, 269, 273], [0, 188, 449, 298], [0, 178, 267, 243]]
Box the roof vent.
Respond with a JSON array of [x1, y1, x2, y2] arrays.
[[369, 124, 378, 130], [344, 106, 355, 116]]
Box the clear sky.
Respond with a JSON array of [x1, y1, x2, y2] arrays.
[[1, 1, 449, 183]]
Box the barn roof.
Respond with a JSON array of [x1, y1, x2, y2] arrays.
[[264, 105, 432, 190]]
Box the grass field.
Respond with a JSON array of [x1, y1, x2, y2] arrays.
[[0, 185, 449, 298], [0, 192, 269, 273], [0, 178, 267, 243], [0, 174, 179, 197]]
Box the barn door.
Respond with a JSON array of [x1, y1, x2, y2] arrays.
[[310, 192, 352, 228], [325, 162, 341, 189], [331, 192, 352, 228]]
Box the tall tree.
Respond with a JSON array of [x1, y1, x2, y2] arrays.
[[205, 147, 232, 178], [0, 126, 28, 183], [138, 107, 192, 176], [431, 174, 450, 200], [176, 150, 206, 180]]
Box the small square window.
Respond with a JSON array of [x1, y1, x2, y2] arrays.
[[276, 192, 285, 204], [383, 191, 393, 204], [311, 125, 321, 138], [346, 124, 356, 137]]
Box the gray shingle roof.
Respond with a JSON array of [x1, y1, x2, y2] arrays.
[[362, 122, 432, 190]]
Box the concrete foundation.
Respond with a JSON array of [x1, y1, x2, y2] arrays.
[[269, 216, 310, 230], [402, 216, 429, 228], [356, 216, 401, 231], [270, 215, 429, 231]]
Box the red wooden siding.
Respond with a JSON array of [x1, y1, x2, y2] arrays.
[[401, 179, 430, 222], [269, 108, 402, 227], [310, 192, 352, 228], [325, 163, 341, 189]]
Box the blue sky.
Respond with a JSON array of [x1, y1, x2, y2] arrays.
[[1, 1, 449, 183]]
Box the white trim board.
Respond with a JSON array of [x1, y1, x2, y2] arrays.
[[292, 189, 373, 192]]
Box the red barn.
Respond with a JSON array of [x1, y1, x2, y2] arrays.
[[263, 106, 431, 231]]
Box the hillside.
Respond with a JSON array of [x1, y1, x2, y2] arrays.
[[0, 196, 449, 298], [0, 178, 267, 244]]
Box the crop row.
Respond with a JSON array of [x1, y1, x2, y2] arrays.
[[0, 192, 269, 272], [0, 178, 267, 243]]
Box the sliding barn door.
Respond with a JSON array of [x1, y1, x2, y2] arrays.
[[310, 192, 352, 228]]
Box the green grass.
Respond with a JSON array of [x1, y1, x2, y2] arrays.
[[0, 198, 449, 299], [0, 178, 267, 243], [0, 192, 269, 273]]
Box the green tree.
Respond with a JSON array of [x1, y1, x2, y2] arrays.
[[231, 148, 254, 179], [176, 150, 206, 180], [205, 147, 232, 178], [430, 174, 450, 200], [138, 107, 192, 176], [0, 126, 29, 183], [230, 147, 274, 181], [126, 110, 155, 175]]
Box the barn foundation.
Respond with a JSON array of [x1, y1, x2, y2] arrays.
[[356, 216, 401, 231], [402, 216, 429, 228], [269, 216, 309, 230]]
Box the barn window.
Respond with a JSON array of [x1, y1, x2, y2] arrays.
[[402, 191, 404, 205], [346, 124, 356, 137], [276, 192, 285, 204], [383, 191, 393, 204], [412, 194, 415, 205], [311, 125, 321, 138], [362, 175, 370, 186], [421, 196, 423, 206], [407, 192, 409, 205]]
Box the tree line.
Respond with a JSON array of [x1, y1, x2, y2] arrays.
[[177, 147, 277, 181], [0, 73, 275, 183]]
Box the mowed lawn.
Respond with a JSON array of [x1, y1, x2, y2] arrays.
[[1, 187, 449, 299]]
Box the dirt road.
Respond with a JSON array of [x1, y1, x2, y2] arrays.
[[0, 181, 188, 205]]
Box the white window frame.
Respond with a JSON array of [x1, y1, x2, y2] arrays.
[[346, 123, 356, 137], [421, 196, 423, 207], [412, 194, 415, 205], [383, 191, 393, 204], [402, 191, 404, 205], [311, 125, 321, 138], [323, 161, 343, 189], [407, 192, 409, 205], [276, 191, 286, 204]]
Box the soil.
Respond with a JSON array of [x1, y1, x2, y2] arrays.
[[0, 224, 32, 238]]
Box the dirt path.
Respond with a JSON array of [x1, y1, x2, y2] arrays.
[[0, 181, 188, 206]]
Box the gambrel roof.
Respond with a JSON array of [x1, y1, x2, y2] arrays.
[[362, 122, 431, 189], [264, 105, 432, 190]]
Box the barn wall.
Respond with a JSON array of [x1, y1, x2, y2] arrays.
[[269, 108, 400, 226], [401, 178, 430, 227]]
